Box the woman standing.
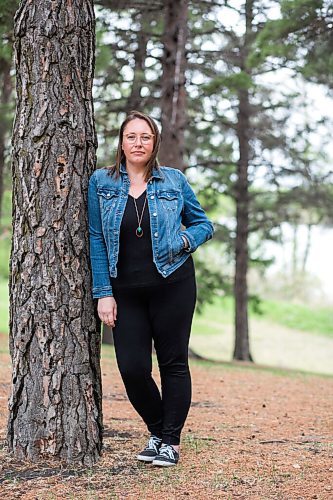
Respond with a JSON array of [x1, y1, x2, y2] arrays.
[[88, 111, 214, 467]]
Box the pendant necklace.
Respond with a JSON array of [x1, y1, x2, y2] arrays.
[[133, 194, 147, 238]]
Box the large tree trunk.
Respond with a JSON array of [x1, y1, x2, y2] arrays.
[[8, 0, 102, 465], [159, 0, 188, 171], [233, 0, 253, 362]]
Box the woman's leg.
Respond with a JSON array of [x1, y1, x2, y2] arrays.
[[148, 275, 197, 446], [112, 287, 163, 438]]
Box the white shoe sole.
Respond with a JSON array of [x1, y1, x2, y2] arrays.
[[152, 459, 177, 467], [137, 454, 156, 462]]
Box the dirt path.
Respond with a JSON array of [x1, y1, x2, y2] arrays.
[[0, 342, 332, 499]]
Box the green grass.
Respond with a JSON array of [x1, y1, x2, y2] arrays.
[[0, 280, 9, 333], [253, 299, 333, 337], [0, 188, 11, 280], [192, 295, 333, 338], [1, 188, 11, 226], [1, 280, 332, 338], [0, 237, 10, 280], [191, 295, 232, 337]]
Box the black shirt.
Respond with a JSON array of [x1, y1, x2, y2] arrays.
[[111, 190, 194, 289]]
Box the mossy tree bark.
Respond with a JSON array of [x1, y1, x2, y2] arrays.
[[8, 0, 103, 465]]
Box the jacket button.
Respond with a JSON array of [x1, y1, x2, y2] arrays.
[[151, 195, 155, 199], [153, 212, 157, 216], [154, 232, 158, 237], [106, 193, 111, 198]]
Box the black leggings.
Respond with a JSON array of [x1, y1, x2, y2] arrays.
[[112, 275, 196, 445]]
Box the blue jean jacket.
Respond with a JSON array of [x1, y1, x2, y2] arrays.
[[88, 164, 214, 298]]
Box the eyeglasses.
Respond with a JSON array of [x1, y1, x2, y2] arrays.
[[124, 133, 155, 144]]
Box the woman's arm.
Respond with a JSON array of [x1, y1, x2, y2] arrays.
[[88, 173, 114, 299], [178, 171, 214, 253]]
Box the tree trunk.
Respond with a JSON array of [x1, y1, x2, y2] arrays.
[[8, 0, 102, 465], [159, 0, 188, 171], [126, 11, 150, 114], [291, 222, 298, 276], [233, 0, 253, 362], [301, 223, 313, 273], [0, 57, 14, 220]]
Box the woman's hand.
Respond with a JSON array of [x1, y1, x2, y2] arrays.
[[98, 296, 117, 328]]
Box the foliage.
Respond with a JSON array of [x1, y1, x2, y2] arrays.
[[0, 0, 18, 60], [254, 0, 333, 87]]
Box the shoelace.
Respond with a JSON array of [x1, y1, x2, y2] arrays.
[[146, 436, 162, 453], [158, 445, 177, 460]]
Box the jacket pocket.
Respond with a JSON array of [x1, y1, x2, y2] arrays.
[[97, 188, 120, 213], [157, 189, 180, 211]]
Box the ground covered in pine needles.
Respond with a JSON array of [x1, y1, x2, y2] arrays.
[[0, 336, 332, 499]]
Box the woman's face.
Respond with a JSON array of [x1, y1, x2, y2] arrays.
[[122, 118, 155, 168]]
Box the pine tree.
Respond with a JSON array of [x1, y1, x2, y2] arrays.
[[159, 0, 188, 170], [8, 0, 102, 464]]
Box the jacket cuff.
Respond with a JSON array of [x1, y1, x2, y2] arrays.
[[181, 231, 195, 253], [92, 286, 113, 299]]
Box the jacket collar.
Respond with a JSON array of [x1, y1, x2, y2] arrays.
[[120, 163, 163, 180]]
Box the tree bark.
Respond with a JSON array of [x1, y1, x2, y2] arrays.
[[159, 0, 188, 171], [233, 0, 253, 362], [8, 0, 102, 465]]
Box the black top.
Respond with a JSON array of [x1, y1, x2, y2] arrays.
[[111, 190, 194, 289]]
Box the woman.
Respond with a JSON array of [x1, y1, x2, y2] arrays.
[[88, 111, 214, 467]]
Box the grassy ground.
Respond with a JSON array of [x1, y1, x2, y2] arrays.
[[192, 296, 333, 375], [192, 295, 333, 338], [1, 280, 333, 375], [2, 280, 332, 338], [0, 335, 332, 499]]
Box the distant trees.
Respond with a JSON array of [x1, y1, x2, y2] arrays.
[[2, 0, 333, 369], [0, 0, 18, 219], [184, 0, 333, 360], [252, 0, 333, 291], [257, 0, 333, 88], [8, 0, 102, 464]]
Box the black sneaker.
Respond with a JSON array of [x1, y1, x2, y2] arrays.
[[152, 444, 179, 467], [137, 435, 162, 462]]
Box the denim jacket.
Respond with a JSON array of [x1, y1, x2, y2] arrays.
[[88, 164, 214, 298]]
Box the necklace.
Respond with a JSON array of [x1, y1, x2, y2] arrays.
[[133, 194, 147, 238]]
